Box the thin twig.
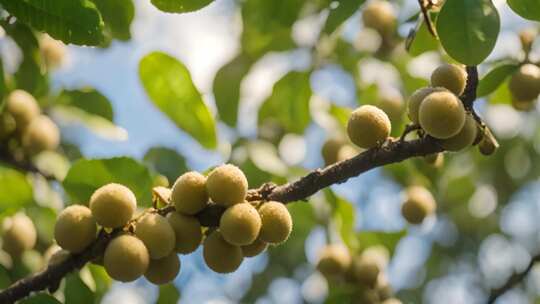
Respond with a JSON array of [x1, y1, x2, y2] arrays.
[[0, 147, 56, 181], [487, 253, 540, 304], [418, 0, 437, 37]]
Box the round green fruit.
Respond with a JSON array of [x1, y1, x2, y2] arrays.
[[2, 213, 37, 257], [171, 171, 208, 215], [90, 183, 137, 228], [509, 64, 540, 101], [167, 212, 202, 254], [347, 105, 391, 149], [6, 90, 40, 129], [418, 90, 466, 139], [407, 87, 445, 124], [21, 115, 60, 154], [54, 205, 97, 253], [258, 201, 293, 244], [316, 244, 352, 278], [220, 202, 261, 246], [135, 213, 176, 259], [430, 64, 467, 96], [241, 239, 268, 257], [144, 252, 180, 285], [104, 234, 149, 282], [206, 164, 248, 206], [203, 230, 243, 273], [401, 186, 436, 224], [440, 114, 477, 151], [362, 0, 396, 37]]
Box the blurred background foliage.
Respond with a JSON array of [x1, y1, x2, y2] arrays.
[[0, 0, 539, 303]]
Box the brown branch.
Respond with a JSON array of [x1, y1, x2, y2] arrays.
[[0, 146, 57, 181], [487, 253, 540, 304], [0, 65, 481, 303], [418, 0, 437, 37]]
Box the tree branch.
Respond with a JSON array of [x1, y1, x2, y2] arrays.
[[0, 66, 480, 303], [0, 146, 57, 181], [487, 253, 540, 304]]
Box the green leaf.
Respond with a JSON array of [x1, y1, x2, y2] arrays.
[[357, 230, 406, 254], [0, 166, 33, 211], [488, 79, 512, 105], [0, 0, 105, 46], [57, 88, 114, 121], [20, 293, 62, 304], [65, 273, 94, 304], [408, 14, 439, 56], [0, 266, 11, 289], [436, 0, 500, 65], [91, 0, 134, 40], [258, 71, 312, 134], [157, 283, 181, 304], [151, 0, 214, 13], [325, 190, 358, 250], [477, 63, 520, 97], [322, 0, 363, 35], [62, 157, 153, 206], [88, 264, 111, 300], [143, 147, 188, 182], [213, 55, 252, 127], [508, 0, 540, 21], [139, 52, 217, 149], [51, 105, 127, 140]]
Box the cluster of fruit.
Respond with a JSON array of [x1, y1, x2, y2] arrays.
[[46, 164, 292, 285], [0, 90, 60, 155], [316, 244, 401, 304]]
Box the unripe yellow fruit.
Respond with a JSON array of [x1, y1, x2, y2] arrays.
[[479, 136, 498, 156], [21, 115, 60, 154], [258, 201, 293, 244], [90, 183, 137, 228], [219, 202, 261, 246], [430, 64, 467, 96], [401, 186, 436, 224], [135, 213, 176, 259], [362, 0, 396, 37], [153, 174, 169, 188], [144, 252, 181, 285], [54, 205, 97, 253], [203, 230, 243, 273], [40, 34, 65, 68], [171, 171, 208, 215], [512, 98, 536, 111], [407, 87, 445, 124], [378, 94, 404, 122], [241, 239, 268, 257], [316, 244, 352, 278], [519, 28, 536, 51], [347, 105, 391, 149], [0, 112, 16, 139], [418, 91, 466, 139], [167, 212, 202, 254], [206, 164, 248, 206], [6, 90, 40, 128], [440, 114, 477, 152], [509, 64, 540, 101], [104, 235, 149, 282], [351, 255, 380, 287], [382, 299, 402, 304], [354, 289, 380, 304], [2, 213, 37, 257], [321, 138, 345, 166], [43, 244, 61, 264]]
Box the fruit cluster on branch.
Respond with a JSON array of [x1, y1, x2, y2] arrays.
[[0, 63, 486, 303]]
